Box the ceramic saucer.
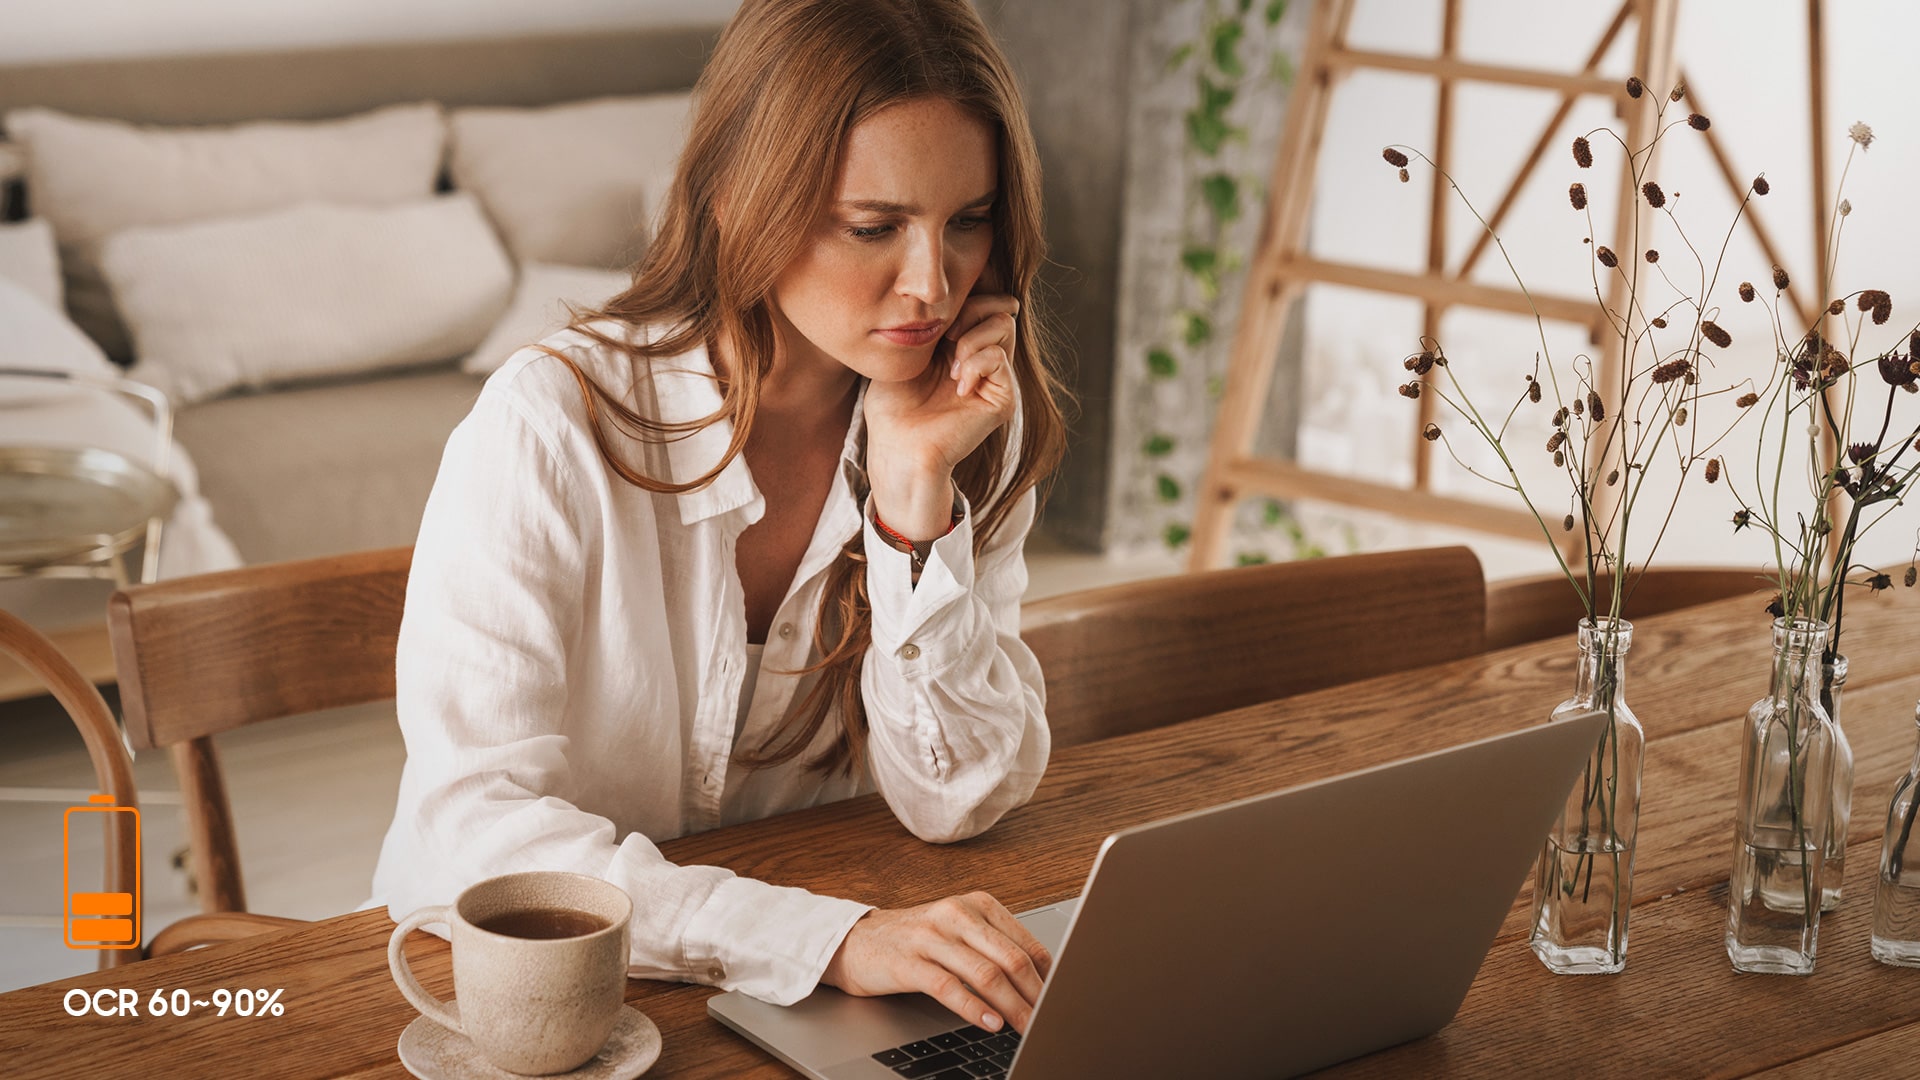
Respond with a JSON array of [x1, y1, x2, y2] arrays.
[[398, 1001, 661, 1080]]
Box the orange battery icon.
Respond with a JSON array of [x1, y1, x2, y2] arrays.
[[64, 794, 141, 951]]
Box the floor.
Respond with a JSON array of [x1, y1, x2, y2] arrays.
[[0, 536, 1182, 993]]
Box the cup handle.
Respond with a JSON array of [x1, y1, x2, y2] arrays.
[[388, 905, 463, 1034]]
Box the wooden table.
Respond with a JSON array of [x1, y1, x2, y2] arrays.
[[4, 590, 1918, 1078]]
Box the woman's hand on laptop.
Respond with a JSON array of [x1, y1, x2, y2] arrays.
[[821, 891, 1053, 1035]]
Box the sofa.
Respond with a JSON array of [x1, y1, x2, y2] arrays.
[[0, 27, 720, 696]]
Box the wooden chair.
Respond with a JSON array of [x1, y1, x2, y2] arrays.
[[1021, 546, 1487, 749], [1484, 567, 1772, 651], [108, 546, 412, 956], [0, 609, 142, 970]]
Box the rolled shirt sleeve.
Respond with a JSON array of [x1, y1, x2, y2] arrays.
[[860, 485, 1051, 844]]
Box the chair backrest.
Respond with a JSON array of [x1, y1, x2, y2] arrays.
[[1484, 567, 1771, 651], [0, 609, 142, 969], [1021, 546, 1487, 750], [108, 546, 411, 914]]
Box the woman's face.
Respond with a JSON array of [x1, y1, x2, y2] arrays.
[[770, 96, 999, 385]]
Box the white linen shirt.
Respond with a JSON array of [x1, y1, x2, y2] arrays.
[[364, 321, 1050, 1006]]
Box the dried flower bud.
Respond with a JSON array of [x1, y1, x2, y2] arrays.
[[1688, 112, 1711, 131], [1528, 379, 1542, 403], [1554, 450, 1565, 468], [1607, 469, 1620, 486], [1383, 147, 1410, 167], [1569, 183, 1588, 210], [1675, 406, 1688, 426], [1754, 176, 1771, 196], [1645, 248, 1660, 263], [1733, 508, 1751, 530], [1588, 391, 1605, 421], [1422, 422, 1441, 441], [1652, 316, 1668, 329], [1874, 298, 1893, 325], [1736, 391, 1760, 407], [1858, 289, 1890, 312], [1573, 136, 1593, 168], [1870, 573, 1894, 592], [1772, 264, 1789, 289], [1596, 246, 1618, 268], [1912, 330, 1920, 356], [1766, 592, 1784, 617], [1701, 321, 1732, 348], [1705, 458, 1721, 483], [1642, 181, 1666, 208], [1840, 199, 1853, 217], [1626, 76, 1644, 99], [1398, 381, 1422, 399], [1823, 348, 1851, 380], [1739, 282, 1756, 302], [1572, 397, 1585, 417], [1652, 358, 1692, 383], [1547, 431, 1567, 453], [1850, 121, 1874, 150], [1553, 406, 1570, 426], [1828, 299, 1846, 316], [1848, 441, 1877, 465], [1564, 514, 1576, 532], [1399, 168, 1411, 183], [1879, 353, 1918, 387], [1907, 566, 1918, 588], [1670, 80, 1687, 102]]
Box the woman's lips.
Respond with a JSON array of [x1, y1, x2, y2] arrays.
[[874, 323, 943, 346]]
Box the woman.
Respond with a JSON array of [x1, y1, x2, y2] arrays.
[[369, 0, 1070, 1038]]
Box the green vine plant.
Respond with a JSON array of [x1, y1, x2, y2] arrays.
[[1144, 0, 1316, 562]]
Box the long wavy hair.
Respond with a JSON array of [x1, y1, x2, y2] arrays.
[[538, 0, 1069, 775]]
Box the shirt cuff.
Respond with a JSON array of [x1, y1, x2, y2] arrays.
[[679, 876, 874, 1006], [864, 490, 974, 665]]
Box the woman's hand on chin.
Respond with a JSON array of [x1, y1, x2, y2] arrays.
[[863, 292, 1019, 537], [821, 891, 1053, 1036]]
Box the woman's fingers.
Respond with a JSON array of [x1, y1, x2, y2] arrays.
[[956, 345, 1008, 399], [944, 295, 1019, 342], [907, 956, 1003, 1034], [973, 895, 1054, 981]]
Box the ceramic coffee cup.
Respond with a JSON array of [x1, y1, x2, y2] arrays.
[[388, 871, 634, 1075]]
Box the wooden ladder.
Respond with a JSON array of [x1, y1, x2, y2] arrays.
[[1188, 0, 1683, 569]]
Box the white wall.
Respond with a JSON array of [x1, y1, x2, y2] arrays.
[[0, 0, 741, 65], [1299, 0, 1920, 577]]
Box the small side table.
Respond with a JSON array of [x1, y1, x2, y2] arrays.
[[0, 369, 177, 588]]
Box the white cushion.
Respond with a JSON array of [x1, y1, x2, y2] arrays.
[[2, 102, 446, 360], [448, 93, 691, 270], [0, 217, 61, 311], [101, 193, 512, 405], [0, 275, 120, 407], [462, 262, 631, 376]]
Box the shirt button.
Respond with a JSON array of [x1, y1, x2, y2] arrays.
[[901, 643, 921, 661], [778, 623, 795, 639], [709, 964, 726, 982]]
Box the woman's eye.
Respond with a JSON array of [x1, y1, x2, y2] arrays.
[[952, 216, 992, 232], [846, 224, 893, 240]]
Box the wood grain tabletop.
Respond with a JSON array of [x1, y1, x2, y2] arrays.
[[2, 588, 1916, 1078]]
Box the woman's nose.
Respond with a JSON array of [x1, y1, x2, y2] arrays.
[[897, 229, 950, 306]]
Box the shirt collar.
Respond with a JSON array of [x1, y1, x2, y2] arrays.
[[645, 333, 868, 526]]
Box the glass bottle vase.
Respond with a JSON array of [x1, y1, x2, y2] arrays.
[[1530, 618, 1642, 975], [1725, 617, 1837, 975], [1820, 654, 1852, 912], [1871, 699, 1920, 966]]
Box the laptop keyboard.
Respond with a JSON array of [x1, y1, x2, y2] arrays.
[[870, 1024, 1021, 1078]]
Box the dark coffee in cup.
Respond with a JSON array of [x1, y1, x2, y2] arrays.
[[476, 907, 611, 940]]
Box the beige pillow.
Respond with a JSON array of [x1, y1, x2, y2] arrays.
[[0, 217, 61, 311], [3, 102, 446, 361], [462, 262, 631, 376], [449, 93, 692, 271], [102, 194, 512, 405]]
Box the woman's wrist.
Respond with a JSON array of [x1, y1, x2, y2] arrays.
[[867, 453, 956, 541]]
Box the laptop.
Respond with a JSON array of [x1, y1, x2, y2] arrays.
[[709, 713, 1609, 1079]]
